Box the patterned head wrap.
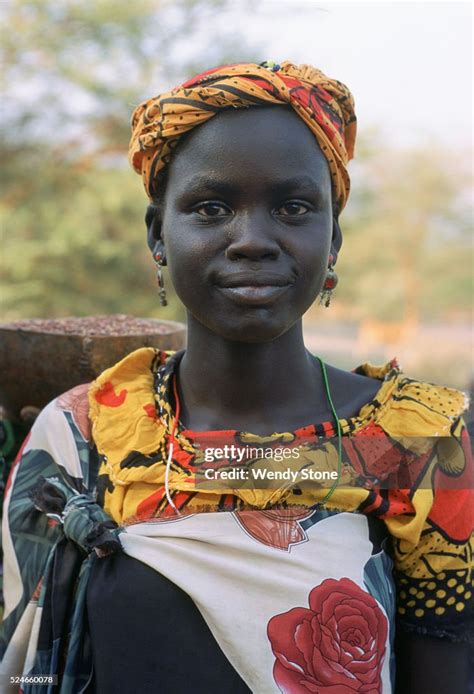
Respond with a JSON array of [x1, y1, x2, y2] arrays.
[[129, 60, 357, 211]]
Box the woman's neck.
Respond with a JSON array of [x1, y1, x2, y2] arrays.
[[176, 316, 328, 433]]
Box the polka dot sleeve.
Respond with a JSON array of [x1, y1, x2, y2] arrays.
[[388, 416, 474, 642]]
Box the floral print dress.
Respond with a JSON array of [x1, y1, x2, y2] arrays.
[[0, 348, 472, 693]]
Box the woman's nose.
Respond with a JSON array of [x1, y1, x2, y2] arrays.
[[225, 213, 281, 261]]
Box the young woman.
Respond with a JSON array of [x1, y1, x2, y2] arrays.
[[1, 61, 472, 694]]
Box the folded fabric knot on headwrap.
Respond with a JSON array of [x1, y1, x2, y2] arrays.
[[128, 60, 357, 211]]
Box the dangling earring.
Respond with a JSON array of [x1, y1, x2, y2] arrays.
[[319, 254, 338, 308], [153, 251, 168, 307]]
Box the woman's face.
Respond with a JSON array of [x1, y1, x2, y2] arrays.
[[150, 107, 339, 343]]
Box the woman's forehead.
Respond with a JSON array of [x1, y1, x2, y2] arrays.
[[166, 107, 331, 192]]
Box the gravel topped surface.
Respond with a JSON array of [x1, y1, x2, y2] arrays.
[[0, 315, 178, 336]]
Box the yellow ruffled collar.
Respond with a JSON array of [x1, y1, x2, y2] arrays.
[[88, 348, 466, 524]]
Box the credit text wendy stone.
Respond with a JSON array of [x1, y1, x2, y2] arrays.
[[203, 468, 339, 482]]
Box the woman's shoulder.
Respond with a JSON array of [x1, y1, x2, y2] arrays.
[[87, 346, 166, 421], [329, 357, 469, 437], [87, 347, 169, 465], [23, 348, 164, 454]]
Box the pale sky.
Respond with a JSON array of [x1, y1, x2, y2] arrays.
[[7, 1, 472, 151], [228, 0, 473, 148]]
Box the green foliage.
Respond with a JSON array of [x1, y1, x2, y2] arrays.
[[337, 141, 472, 322], [0, 0, 256, 321], [1, 156, 185, 319]]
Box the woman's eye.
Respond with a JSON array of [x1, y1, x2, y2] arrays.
[[193, 202, 230, 217], [276, 202, 310, 216]]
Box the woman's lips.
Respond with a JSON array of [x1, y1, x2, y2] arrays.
[[216, 284, 292, 305]]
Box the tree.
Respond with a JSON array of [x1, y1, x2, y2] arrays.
[[0, 0, 258, 320], [334, 138, 472, 324]]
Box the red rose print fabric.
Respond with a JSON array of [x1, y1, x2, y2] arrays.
[[2, 348, 472, 693], [267, 578, 388, 693]]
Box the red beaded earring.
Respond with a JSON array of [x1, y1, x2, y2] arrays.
[[319, 254, 338, 308]]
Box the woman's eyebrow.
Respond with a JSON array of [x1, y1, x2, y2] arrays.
[[181, 174, 236, 196], [271, 176, 324, 195], [181, 174, 325, 197]]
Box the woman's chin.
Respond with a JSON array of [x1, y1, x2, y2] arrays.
[[199, 314, 296, 344]]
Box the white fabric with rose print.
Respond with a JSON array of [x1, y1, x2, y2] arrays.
[[121, 509, 393, 693]]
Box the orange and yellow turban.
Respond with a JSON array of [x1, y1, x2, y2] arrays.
[[129, 60, 357, 211]]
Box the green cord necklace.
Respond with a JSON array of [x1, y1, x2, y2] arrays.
[[313, 355, 343, 508]]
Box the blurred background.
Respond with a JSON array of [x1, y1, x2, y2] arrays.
[[1, 0, 472, 390]]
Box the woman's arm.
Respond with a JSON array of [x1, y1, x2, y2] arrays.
[[384, 412, 473, 694], [395, 631, 470, 694], [0, 384, 119, 689]]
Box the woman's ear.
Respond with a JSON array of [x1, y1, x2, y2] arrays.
[[145, 203, 166, 261], [330, 214, 343, 265]]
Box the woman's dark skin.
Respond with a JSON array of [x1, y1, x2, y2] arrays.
[[146, 106, 469, 693], [148, 106, 381, 433]]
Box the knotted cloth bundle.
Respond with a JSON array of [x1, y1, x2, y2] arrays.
[[128, 60, 357, 211], [29, 475, 122, 556]]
